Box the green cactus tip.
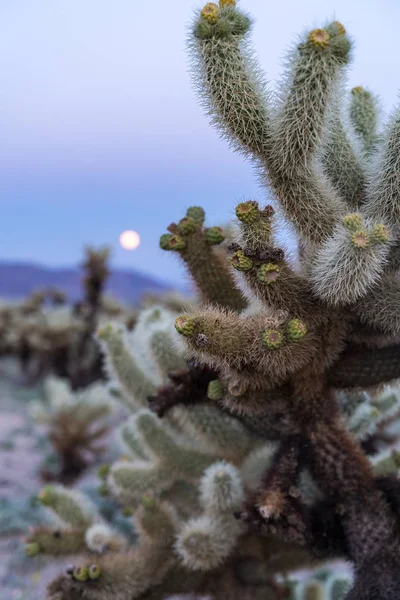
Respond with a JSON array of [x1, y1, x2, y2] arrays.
[[25, 542, 40, 557], [231, 250, 254, 272], [351, 230, 370, 249], [38, 486, 56, 506], [207, 380, 225, 401], [286, 319, 307, 341], [219, 0, 236, 6], [175, 315, 197, 336], [370, 223, 390, 244], [159, 233, 186, 251], [308, 28, 330, 49], [88, 564, 101, 580], [186, 206, 205, 224], [235, 201, 259, 224], [262, 329, 283, 349], [73, 566, 89, 582], [342, 213, 364, 232], [201, 2, 219, 24], [205, 226, 225, 245], [257, 263, 280, 284], [177, 217, 198, 236]]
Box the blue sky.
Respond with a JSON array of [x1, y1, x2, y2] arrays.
[[1, 0, 400, 285]]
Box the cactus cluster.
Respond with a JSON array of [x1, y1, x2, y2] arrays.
[[26, 303, 400, 599], [23, 1, 400, 599], [30, 376, 116, 484], [0, 246, 137, 388]]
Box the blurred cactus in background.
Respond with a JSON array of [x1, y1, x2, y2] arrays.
[[0, 246, 137, 389], [29, 377, 116, 484], [21, 0, 400, 599]]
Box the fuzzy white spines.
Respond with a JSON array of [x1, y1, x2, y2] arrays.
[[176, 462, 244, 570]]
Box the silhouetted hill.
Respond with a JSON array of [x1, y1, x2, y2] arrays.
[[0, 261, 178, 304]]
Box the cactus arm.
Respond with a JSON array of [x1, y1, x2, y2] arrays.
[[320, 109, 367, 208], [160, 208, 247, 311], [174, 309, 316, 383], [232, 201, 316, 319], [327, 342, 400, 389], [268, 22, 352, 243], [190, 4, 272, 161], [310, 214, 391, 305], [350, 86, 380, 155], [364, 105, 400, 228], [356, 276, 400, 336], [97, 324, 158, 408]]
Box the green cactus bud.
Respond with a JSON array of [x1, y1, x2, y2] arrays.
[[205, 226, 225, 245], [231, 250, 254, 272], [370, 223, 391, 244], [342, 213, 364, 232], [308, 28, 330, 49], [219, 0, 235, 6], [201, 2, 219, 24], [175, 316, 197, 336], [235, 201, 259, 224], [186, 206, 205, 225], [159, 233, 173, 250], [262, 329, 283, 349], [207, 380, 225, 401], [257, 263, 280, 284], [97, 464, 110, 481], [286, 319, 307, 341], [351, 86, 365, 96], [328, 21, 346, 36], [88, 564, 101, 580], [25, 542, 40, 557], [177, 217, 198, 235], [73, 566, 89, 582], [38, 486, 56, 506], [159, 234, 186, 251], [351, 230, 370, 249]]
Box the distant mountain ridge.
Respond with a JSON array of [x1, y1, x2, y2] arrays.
[[0, 261, 178, 304]]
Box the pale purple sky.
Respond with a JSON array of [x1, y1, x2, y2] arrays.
[[2, 0, 399, 284]]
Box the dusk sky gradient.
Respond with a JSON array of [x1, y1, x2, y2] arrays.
[[2, 0, 400, 284]]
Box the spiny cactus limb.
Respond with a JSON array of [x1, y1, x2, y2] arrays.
[[37, 485, 98, 528], [46, 544, 175, 600], [350, 86, 379, 155], [364, 104, 400, 227], [174, 308, 316, 380], [320, 109, 366, 208], [327, 342, 400, 391], [308, 418, 398, 566], [26, 527, 86, 557], [149, 329, 186, 375], [108, 461, 173, 505], [132, 409, 216, 477], [97, 324, 157, 407], [190, 3, 272, 161], [161, 212, 247, 311], [356, 276, 400, 336], [267, 23, 351, 243], [310, 215, 391, 305]]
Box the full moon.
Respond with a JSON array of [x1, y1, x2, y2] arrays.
[[119, 230, 140, 250]]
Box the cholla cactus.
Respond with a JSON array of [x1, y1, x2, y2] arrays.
[[38, 303, 400, 599], [32, 2, 400, 599], [30, 376, 116, 484]]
